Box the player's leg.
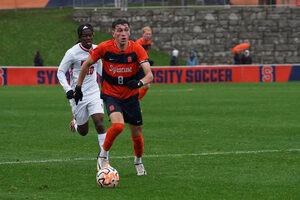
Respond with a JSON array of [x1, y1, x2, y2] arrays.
[[75, 112, 89, 136], [102, 112, 124, 151], [129, 124, 147, 175], [98, 112, 124, 169], [69, 116, 89, 136], [69, 98, 89, 136], [98, 95, 125, 170], [92, 113, 106, 146], [86, 97, 109, 170], [92, 113, 107, 171], [76, 123, 89, 136], [122, 94, 146, 175], [88, 98, 107, 149]]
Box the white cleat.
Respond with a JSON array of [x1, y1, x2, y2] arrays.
[[135, 163, 147, 176], [97, 153, 110, 171]]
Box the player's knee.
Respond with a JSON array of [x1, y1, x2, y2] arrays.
[[77, 123, 89, 136], [145, 84, 150, 89], [95, 120, 106, 133], [112, 123, 124, 134]]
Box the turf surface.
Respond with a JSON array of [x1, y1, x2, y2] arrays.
[[0, 82, 299, 199]]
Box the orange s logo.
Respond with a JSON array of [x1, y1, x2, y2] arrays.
[[128, 56, 132, 63], [109, 105, 115, 111], [260, 66, 275, 82]]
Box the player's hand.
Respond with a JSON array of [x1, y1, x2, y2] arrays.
[[127, 80, 144, 89], [74, 86, 83, 105], [66, 90, 74, 99]]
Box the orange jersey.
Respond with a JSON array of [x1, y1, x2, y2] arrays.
[[90, 39, 149, 99], [136, 37, 151, 53]]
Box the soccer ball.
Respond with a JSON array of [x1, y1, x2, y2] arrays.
[[96, 166, 119, 188]]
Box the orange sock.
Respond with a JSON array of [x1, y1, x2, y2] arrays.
[[132, 135, 144, 158], [103, 123, 124, 151], [138, 87, 148, 100]]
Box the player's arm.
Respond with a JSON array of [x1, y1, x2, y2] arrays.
[[140, 61, 153, 85], [127, 61, 153, 89], [127, 44, 153, 89], [74, 55, 95, 104], [57, 51, 74, 99]]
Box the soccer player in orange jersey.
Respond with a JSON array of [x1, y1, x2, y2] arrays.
[[136, 26, 153, 100], [136, 26, 152, 54], [75, 19, 153, 176]]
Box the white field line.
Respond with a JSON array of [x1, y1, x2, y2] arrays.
[[0, 148, 299, 165]]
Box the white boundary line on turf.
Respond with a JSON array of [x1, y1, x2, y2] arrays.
[[0, 148, 299, 165]]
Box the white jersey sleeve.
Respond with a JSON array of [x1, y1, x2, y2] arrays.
[[57, 43, 101, 97], [57, 49, 74, 93], [96, 59, 103, 76]]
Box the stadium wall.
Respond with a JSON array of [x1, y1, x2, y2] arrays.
[[1, 65, 300, 86], [72, 7, 300, 65]]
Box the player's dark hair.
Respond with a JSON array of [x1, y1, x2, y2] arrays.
[[77, 24, 94, 38], [112, 19, 130, 29]]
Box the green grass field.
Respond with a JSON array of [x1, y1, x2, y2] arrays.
[[0, 82, 300, 199]]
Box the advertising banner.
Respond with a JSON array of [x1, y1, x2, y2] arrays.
[[151, 65, 300, 84], [0, 65, 300, 86]]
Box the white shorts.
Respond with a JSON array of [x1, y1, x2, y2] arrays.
[[70, 94, 104, 126]]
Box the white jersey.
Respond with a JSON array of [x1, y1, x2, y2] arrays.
[[57, 43, 102, 97], [57, 43, 104, 125]]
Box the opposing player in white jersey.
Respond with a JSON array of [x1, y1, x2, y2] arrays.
[[57, 24, 106, 169]]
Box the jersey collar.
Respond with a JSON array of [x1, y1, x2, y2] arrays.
[[79, 43, 92, 52], [113, 39, 131, 52]]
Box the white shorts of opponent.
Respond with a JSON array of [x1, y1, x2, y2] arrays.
[[69, 94, 104, 126]]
